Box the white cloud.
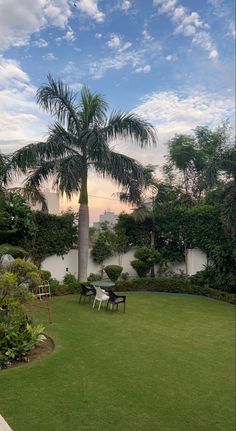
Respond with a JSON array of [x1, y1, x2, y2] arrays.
[[75, 0, 105, 22], [32, 38, 48, 48], [42, 52, 57, 61], [106, 34, 132, 52], [64, 28, 76, 42], [0, 57, 48, 152], [142, 26, 154, 42], [0, 0, 72, 51], [89, 50, 141, 79], [95, 32, 102, 39], [154, 1, 218, 60], [135, 65, 151, 73], [107, 34, 121, 49], [120, 0, 132, 12], [135, 89, 234, 131], [165, 54, 177, 61], [226, 21, 236, 39]]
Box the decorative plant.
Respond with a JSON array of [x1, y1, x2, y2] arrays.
[[104, 265, 123, 282]]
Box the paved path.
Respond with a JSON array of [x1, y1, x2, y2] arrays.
[[0, 415, 14, 431]]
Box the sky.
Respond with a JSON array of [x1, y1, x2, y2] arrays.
[[0, 0, 235, 223]]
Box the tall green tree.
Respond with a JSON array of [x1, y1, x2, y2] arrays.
[[12, 76, 156, 280]]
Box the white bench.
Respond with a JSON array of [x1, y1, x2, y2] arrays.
[[0, 415, 14, 431]]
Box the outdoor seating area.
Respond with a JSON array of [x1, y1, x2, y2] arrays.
[[80, 282, 127, 312]]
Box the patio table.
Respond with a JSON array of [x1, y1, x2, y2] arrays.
[[92, 281, 115, 291]]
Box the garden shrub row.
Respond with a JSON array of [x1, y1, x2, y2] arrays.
[[49, 275, 236, 304], [114, 277, 236, 304]]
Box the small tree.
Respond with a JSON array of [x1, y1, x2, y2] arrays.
[[90, 223, 115, 275], [105, 265, 123, 282]]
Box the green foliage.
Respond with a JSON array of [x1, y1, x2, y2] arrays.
[[134, 246, 161, 264], [0, 272, 17, 292], [87, 273, 102, 282], [104, 265, 123, 282], [40, 270, 51, 281], [131, 260, 151, 277], [63, 273, 80, 290], [49, 278, 80, 296], [114, 277, 236, 304], [7, 258, 41, 288], [91, 223, 115, 265], [24, 211, 77, 265]]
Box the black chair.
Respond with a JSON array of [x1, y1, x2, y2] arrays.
[[79, 284, 95, 303], [107, 291, 126, 312]]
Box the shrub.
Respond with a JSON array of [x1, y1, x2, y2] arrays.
[[131, 260, 151, 277], [104, 265, 123, 282], [63, 273, 80, 291], [40, 270, 51, 281], [7, 259, 41, 287], [87, 273, 102, 282], [114, 276, 236, 304]]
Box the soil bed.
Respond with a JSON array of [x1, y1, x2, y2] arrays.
[[10, 334, 54, 368]]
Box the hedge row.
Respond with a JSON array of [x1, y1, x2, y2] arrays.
[[49, 276, 236, 304], [115, 277, 236, 304]]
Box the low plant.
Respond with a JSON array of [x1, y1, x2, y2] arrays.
[[131, 260, 151, 277], [63, 273, 80, 291], [87, 273, 102, 282], [104, 265, 123, 282]]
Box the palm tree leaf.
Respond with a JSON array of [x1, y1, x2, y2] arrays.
[[54, 155, 84, 198], [94, 150, 143, 187], [105, 112, 157, 147], [36, 74, 81, 131], [80, 86, 108, 128], [24, 160, 56, 188]]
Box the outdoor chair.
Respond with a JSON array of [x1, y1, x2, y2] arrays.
[[79, 284, 95, 303], [93, 286, 109, 310], [107, 291, 126, 312]]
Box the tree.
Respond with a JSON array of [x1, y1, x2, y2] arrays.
[[91, 223, 116, 274], [165, 124, 232, 201], [11, 77, 156, 280]]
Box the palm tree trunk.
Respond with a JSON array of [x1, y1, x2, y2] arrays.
[[78, 168, 89, 281]]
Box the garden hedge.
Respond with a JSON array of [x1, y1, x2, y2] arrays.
[[49, 276, 236, 304]]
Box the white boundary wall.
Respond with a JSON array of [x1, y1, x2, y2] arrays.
[[41, 248, 207, 281]]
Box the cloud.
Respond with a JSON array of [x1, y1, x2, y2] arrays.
[[142, 25, 154, 42], [153, 0, 218, 60], [64, 28, 76, 42], [107, 34, 121, 49], [0, 57, 48, 153], [95, 32, 102, 39], [165, 54, 177, 61], [42, 52, 57, 61], [32, 38, 48, 48], [135, 65, 151, 73], [0, 0, 72, 51], [89, 49, 141, 79], [75, 0, 105, 22], [106, 34, 132, 52], [135, 89, 234, 132], [120, 0, 132, 12]]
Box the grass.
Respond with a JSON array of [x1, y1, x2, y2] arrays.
[[0, 293, 235, 431]]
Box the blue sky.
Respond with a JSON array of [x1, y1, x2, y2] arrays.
[[0, 0, 235, 220]]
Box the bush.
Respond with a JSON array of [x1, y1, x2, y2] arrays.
[[40, 270, 51, 281], [7, 259, 41, 287], [104, 265, 123, 282], [190, 266, 236, 293], [63, 273, 80, 291], [87, 273, 102, 282], [131, 260, 151, 277], [114, 276, 236, 304]]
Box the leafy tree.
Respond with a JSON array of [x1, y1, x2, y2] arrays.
[[90, 223, 115, 271], [165, 124, 232, 200], [24, 211, 77, 265], [12, 76, 156, 280]]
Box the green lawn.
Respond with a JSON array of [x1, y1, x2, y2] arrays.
[[0, 293, 235, 431]]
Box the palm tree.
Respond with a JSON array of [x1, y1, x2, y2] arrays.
[[12, 76, 156, 280]]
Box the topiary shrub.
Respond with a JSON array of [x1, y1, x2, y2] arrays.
[[131, 260, 151, 277], [87, 273, 102, 282], [104, 265, 123, 282], [63, 273, 80, 291]]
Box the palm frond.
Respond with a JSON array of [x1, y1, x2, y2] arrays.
[[84, 128, 110, 164], [36, 74, 81, 131], [106, 112, 157, 147], [21, 185, 48, 213], [80, 86, 108, 128], [24, 160, 56, 188], [0, 243, 27, 258], [94, 150, 143, 187], [54, 154, 84, 198]]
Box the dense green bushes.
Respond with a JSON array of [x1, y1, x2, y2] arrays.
[[0, 259, 46, 369], [114, 277, 236, 304], [104, 265, 123, 282]]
